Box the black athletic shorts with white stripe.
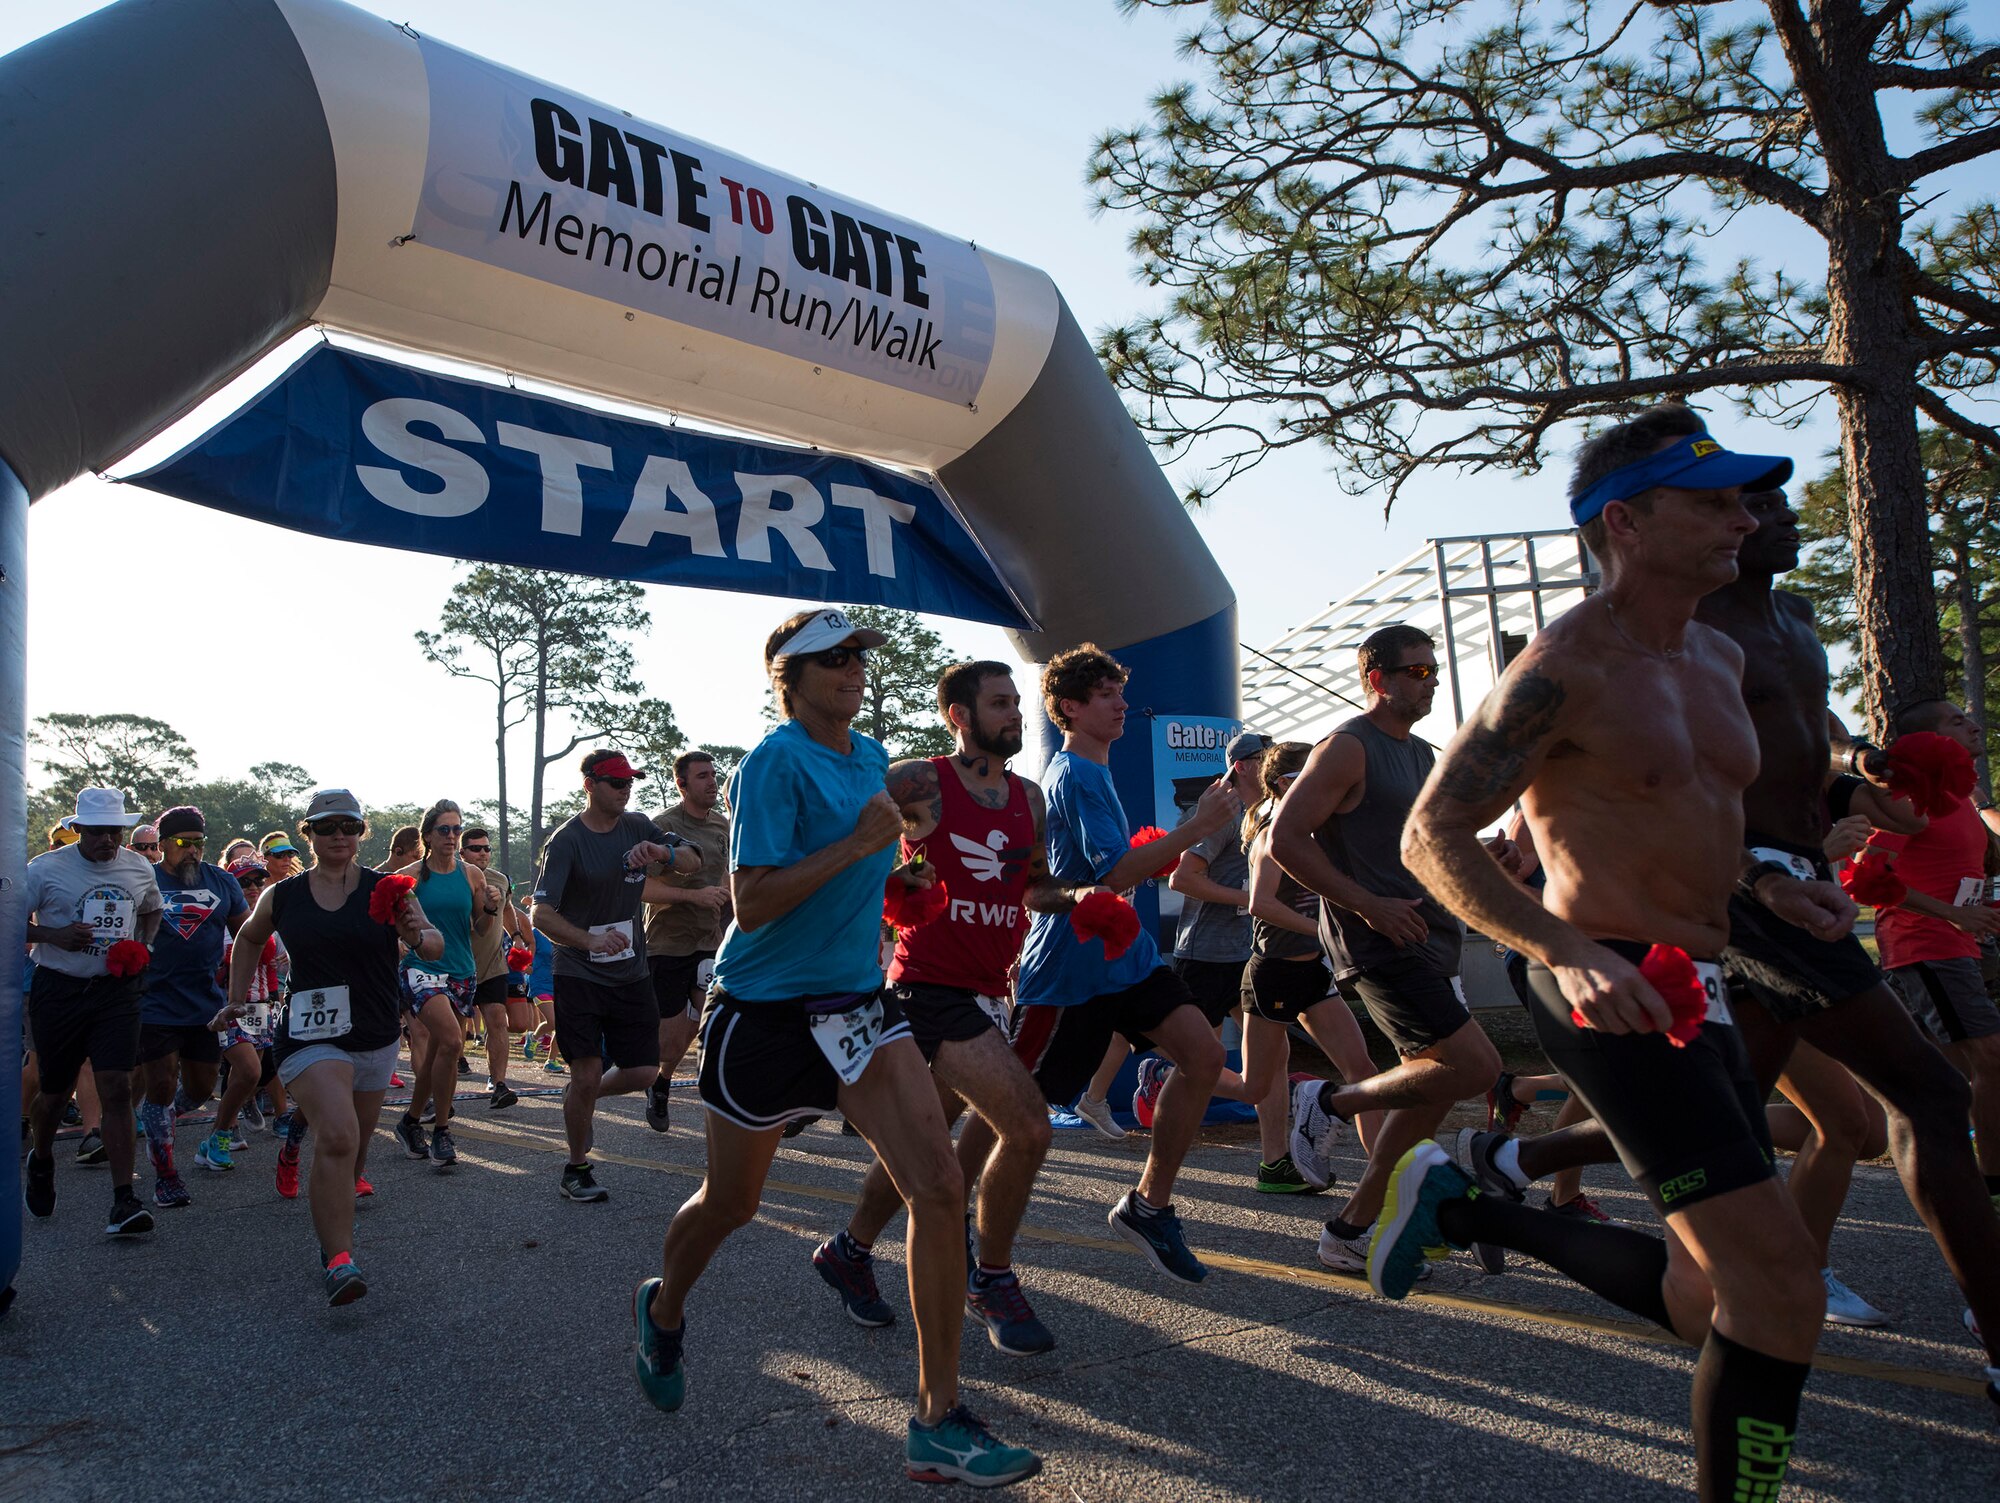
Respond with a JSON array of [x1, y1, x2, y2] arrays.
[[696, 986, 910, 1131]]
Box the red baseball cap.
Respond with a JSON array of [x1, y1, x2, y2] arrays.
[[583, 751, 645, 781]]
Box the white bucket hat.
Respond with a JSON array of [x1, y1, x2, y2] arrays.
[[72, 787, 142, 827]]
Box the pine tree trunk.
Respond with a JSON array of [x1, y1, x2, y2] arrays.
[[1956, 536, 1991, 792], [531, 648, 548, 866], [495, 691, 512, 878]]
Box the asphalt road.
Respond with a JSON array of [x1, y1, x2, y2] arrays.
[[3, 1063, 1995, 1501]]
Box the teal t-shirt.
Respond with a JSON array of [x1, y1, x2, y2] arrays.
[[404, 861, 477, 980], [712, 719, 893, 1002]]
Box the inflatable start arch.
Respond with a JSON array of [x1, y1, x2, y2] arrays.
[[0, 0, 1237, 1301]]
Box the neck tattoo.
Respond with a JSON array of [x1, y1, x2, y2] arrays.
[[1605, 601, 1684, 660]]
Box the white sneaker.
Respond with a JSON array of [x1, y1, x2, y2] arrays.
[[1821, 1269, 1889, 1328], [1073, 1094, 1126, 1141], [1288, 1078, 1340, 1190], [1316, 1224, 1368, 1274]]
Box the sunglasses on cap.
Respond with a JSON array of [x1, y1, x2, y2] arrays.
[[590, 775, 633, 790], [806, 646, 867, 669], [309, 818, 366, 837], [1382, 663, 1438, 683]]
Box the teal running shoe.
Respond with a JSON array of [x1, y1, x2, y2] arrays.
[[906, 1405, 1040, 1488], [633, 1278, 686, 1412], [195, 1132, 234, 1172], [1367, 1141, 1473, 1300]]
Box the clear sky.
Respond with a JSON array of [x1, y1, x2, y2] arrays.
[[11, 0, 1846, 809]]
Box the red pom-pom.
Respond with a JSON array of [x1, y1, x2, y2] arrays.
[[368, 872, 418, 925], [1639, 944, 1710, 1048], [884, 874, 950, 931], [1070, 890, 1142, 961], [506, 945, 534, 974], [105, 939, 151, 977], [1839, 846, 1907, 909], [1883, 731, 1976, 817], [1129, 826, 1178, 878]]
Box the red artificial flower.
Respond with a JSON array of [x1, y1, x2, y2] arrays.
[[1883, 731, 1976, 817], [1840, 846, 1908, 909], [105, 939, 151, 977], [1129, 826, 1178, 878], [1070, 890, 1142, 961], [884, 873, 951, 931], [506, 945, 534, 974], [368, 872, 417, 925], [1639, 944, 1710, 1049]]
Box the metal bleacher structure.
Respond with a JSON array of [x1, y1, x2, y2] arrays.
[[1239, 530, 1600, 1009], [1240, 530, 1600, 745]]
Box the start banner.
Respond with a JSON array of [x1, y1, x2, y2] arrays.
[[411, 39, 997, 406], [129, 345, 1032, 630]]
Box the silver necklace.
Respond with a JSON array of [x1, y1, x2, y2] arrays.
[[1604, 600, 1684, 660]]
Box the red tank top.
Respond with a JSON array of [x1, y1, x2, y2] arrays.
[[889, 758, 1035, 997]]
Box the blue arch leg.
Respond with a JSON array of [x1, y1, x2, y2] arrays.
[[1, 459, 26, 1313]]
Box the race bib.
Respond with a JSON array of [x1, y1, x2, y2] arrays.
[[1692, 962, 1732, 1027], [694, 957, 716, 995], [973, 993, 1011, 1032], [588, 920, 635, 963], [405, 968, 450, 993], [81, 895, 135, 952], [238, 1002, 274, 1034], [288, 986, 352, 1042], [808, 999, 888, 1085], [1749, 847, 1818, 883], [1449, 974, 1469, 1009], [1954, 877, 1986, 909]]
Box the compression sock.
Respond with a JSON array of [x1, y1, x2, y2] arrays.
[[1690, 1328, 1807, 1503], [1437, 1192, 1673, 1330], [139, 1100, 175, 1174]]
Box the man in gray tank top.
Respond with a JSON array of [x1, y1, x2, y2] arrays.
[[1271, 624, 1505, 1274]]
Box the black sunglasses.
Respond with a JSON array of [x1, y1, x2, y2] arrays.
[[310, 818, 367, 837], [130, 841, 159, 851], [806, 646, 868, 669], [1384, 663, 1439, 682], [591, 776, 633, 790], [76, 826, 128, 839], [463, 843, 491, 854]]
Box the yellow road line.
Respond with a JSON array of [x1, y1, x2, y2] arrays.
[[447, 1120, 1986, 1399]]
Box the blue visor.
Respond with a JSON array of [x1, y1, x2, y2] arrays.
[[1569, 433, 1793, 526]]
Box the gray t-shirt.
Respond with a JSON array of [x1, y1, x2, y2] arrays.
[[1173, 821, 1253, 964], [532, 811, 683, 984], [23, 844, 164, 978]]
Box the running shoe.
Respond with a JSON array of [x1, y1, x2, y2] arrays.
[[1107, 1191, 1207, 1284], [560, 1162, 608, 1202], [240, 1101, 265, 1132], [1316, 1223, 1368, 1275], [106, 1191, 153, 1237], [153, 1173, 192, 1209], [488, 1081, 519, 1111], [521, 1036, 538, 1062], [782, 1115, 818, 1138], [394, 1115, 430, 1160], [323, 1253, 368, 1307], [63, 1100, 81, 1127], [354, 1175, 375, 1199], [389, 1072, 406, 1088], [430, 1126, 458, 1168], [812, 1234, 895, 1327], [1072, 1093, 1126, 1140], [1545, 1192, 1622, 1227], [906, 1405, 1041, 1488], [1367, 1142, 1471, 1301], [541, 1056, 567, 1075], [644, 1080, 672, 1133], [966, 1267, 1056, 1355], [1486, 1070, 1527, 1133], [1256, 1154, 1328, 1194], [226, 1129, 249, 1152], [419, 1103, 437, 1125], [1969, 1306, 1984, 1341], [1821, 1269, 1889, 1328], [195, 1132, 235, 1172], [1132, 1057, 1171, 1130], [632, 1279, 686, 1412], [458, 1056, 471, 1077], [1448, 1128, 1527, 1201], [276, 1137, 302, 1200], [1287, 1077, 1340, 1191], [74, 1129, 106, 1166], [23, 1149, 54, 1218]]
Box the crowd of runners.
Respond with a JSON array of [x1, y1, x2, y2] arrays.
[[17, 410, 2000, 1492]]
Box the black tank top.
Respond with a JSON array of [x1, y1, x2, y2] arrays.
[[1254, 858, 1324, 962], [269, 866, 403, 1059]]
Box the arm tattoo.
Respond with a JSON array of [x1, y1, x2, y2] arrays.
[[1434, 670, 1566, 806], [885, 757, 943, 826]]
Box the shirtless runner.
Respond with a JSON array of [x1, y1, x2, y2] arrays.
[[1381, 411, 1846, 1500]]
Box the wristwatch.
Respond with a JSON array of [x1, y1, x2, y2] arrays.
[[1736, 860, 1792, 903], [1844, 740, 1879, 776]]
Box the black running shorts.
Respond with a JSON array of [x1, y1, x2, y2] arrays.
[[1724, 836, 1883, 1019], [26, 968, 143, 1097], [1524, 942, 1774, 1215], [1169, 955, 1246, 1027], [697, 986, 911, 1130], [889, 980, 1005, 1062], [1241, 954, 1333, 1025], [649, 950, 716, 1020], [473, 975, 510, 1012], [138, 1021, 222, 1068], [553, 971, 660, 1070], [1011, 966, 1193, 1109], [1347, 952, 1472, 1056]]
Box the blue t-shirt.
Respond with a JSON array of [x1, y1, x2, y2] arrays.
[[1016, 752, 1161, 1007], [143, 860, 248, 1027], [712, 719, 893, 1002]]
